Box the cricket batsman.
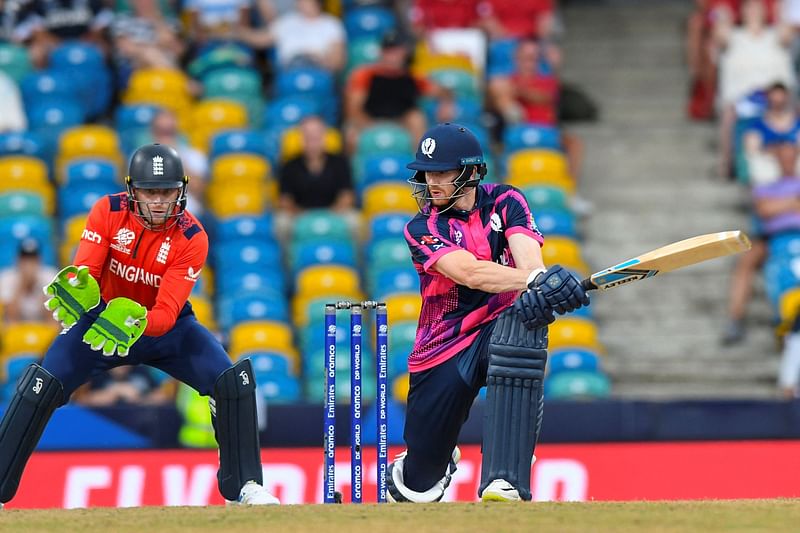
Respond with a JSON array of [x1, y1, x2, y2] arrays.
[[386, 123, 589, 502], [0, 144, 279, 506]]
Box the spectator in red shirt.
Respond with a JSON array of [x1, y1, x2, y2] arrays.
[[477, 0, 556, 40], [409, 0, 480, 34]]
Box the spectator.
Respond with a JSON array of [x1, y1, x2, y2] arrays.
[[237, 0, 346, 73], [712, 0, 795, 178], [74, 366, 173, 406], [488, 37, 584, 200], [477, 0, 557, 41], [409, 0, 480, 35], [0, 238, 58, 324], [345, 30, 433, 151], [0, 70, 27, 132], [743, 82, 800, 184], [184, 0, 251, 47], [150, 109, 209, 217], [13, 0, 113, 68], [110, 3, 185, 75], [277, 115, 356, 238], [722, 143, 800, 344]]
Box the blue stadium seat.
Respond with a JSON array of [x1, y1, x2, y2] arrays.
[[274, 67, 334, 99], [291, 240, 357, 274], [216, 289, 289, 330], [487, 38, 518, 78], [27, 99, 86, 131], [63, 159, 119, 186], [358, 153, 409, 191], [3, 355, 39, 401], [264, 95, 321, 129], [372, 266, 420, 298], [0, 216, 56, 267], [59, 181, 119, 220], [20, 71, 81, 109], [210, 130, 271, 160], [503, 124, 562, 152], [548, 349, 601, 376], [115, 104, 161, 132], [421, 96, 483, 126], [214, 240, 282, 270], [215, 267, 286, 295], [0, 131, 46, 159], [369, 213, 409, 242], [49, 42, 105, 71], [344, 7, 396, 39], [764, 256, 800, 311], [768, 232, 800, 259], [247, 351, 294, 377], [213, 213, 275, 242], [534, 209, 577, 238], [256, 373, 302, 404]]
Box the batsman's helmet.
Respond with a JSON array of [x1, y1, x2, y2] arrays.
[[125, 143, 189, 230], [407, 123, 486, 213]]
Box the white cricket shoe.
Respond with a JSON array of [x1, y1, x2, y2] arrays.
[[480, 479, 521, 502], [227, 481, 280, 505]]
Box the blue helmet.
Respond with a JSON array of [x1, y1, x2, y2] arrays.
[[407, 123, 487, 212]]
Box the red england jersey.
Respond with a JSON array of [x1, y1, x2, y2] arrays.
[[74, 192, 208, 336]]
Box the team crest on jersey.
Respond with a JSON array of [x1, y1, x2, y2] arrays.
[[421, 137, 436, 158], [490, 213, 503, 232], [156, 237, 171, 264], [111, 228, 136, 254], [420, 235, 444, 250], [152, 155, 164, 176]]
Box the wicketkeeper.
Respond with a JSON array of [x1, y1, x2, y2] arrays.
[[0, 144, 278, 506], [386, 123, 590, 502]]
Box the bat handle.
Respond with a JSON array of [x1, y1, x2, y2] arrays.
[[581, 278, 598, 292]]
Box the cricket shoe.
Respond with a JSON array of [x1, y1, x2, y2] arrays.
[[227, 481, 280, 505], [386, 446, 461, 503], [480, 479, 521, 502]]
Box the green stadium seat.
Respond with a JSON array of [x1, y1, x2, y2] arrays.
[[0, 43, 32, 83], [522, 185, 571, 213], [545, 371, 611, 400], [292, 209, 354, 244], [367, 237, 414, 271], [357, 124, 413, 156], [0, 191, 47, 217]]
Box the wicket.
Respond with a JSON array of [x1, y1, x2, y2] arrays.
[[324, 301, 389, 504]]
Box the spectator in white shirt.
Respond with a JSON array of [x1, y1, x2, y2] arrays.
[[0, 238, 57, 325], [0, 70, 26, 132]]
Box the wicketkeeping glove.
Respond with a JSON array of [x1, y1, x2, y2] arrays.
[[43, 265, 101, 332], [531, 264, 590, 315], [82, 297, 148, 356], [513, 288, 556, 330]]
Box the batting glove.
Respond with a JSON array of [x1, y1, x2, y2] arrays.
[[530, 265, 590, 315]]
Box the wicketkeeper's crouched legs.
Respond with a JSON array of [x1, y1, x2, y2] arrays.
[[479, 308, 548, 502], [211, 358, 264, 501], [0, 364, 63, 503]]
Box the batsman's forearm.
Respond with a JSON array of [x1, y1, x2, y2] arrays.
[[464, 260, 531, 293]]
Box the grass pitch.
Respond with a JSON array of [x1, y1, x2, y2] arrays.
[[3, 499, 799, 533]]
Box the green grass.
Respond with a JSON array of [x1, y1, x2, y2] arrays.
[[3, 500, 800, 533]]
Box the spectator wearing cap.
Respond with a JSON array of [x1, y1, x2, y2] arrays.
[[0, 239, 58, 324], [345, 30, 440, 151]]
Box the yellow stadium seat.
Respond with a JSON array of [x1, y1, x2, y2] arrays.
[[296, 265, 361, 297], [57, 126, 122, 172], [189, 296, 217, 331], [548, 318, 603, 352], [210, 153, 271, 184], [506, 149, 574, 192], [64, 214, 88, 246], [126, 68, 191, 95], [384, 293, 422, 322], [60, 241, 77, 267], [292, 291, 363, 328], [0, 156, 48, 185], [778, 288, 800, 334], [228, 320, 295, 357], [206, 181, 270, 218], [392, 373, 409, 403], [281, 126, 342, 162], [362, 183, 418, 218], [541, 236, 589, 276], [189, 100, 248, 152], [1, 322, 58, 358]]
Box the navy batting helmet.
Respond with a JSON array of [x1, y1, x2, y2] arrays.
[[407, 123, 487, 212], [125, 143, 189, 230]]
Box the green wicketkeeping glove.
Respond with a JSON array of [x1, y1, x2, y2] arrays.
[[82, 297, 148, 357], [44, 265, 101, 332]]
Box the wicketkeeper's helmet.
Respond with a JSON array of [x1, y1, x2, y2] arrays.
[[125, 143, 189, 230]]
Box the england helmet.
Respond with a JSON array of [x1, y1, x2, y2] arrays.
[[125, 143, 189, 230]]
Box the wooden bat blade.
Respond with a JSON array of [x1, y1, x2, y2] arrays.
[[582, 231, 752, 291]]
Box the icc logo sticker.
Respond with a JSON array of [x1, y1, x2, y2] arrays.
[[421, 137, 436, 158], [327, 324, 336, 335]]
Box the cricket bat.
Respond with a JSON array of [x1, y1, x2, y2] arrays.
[[581, 230, 752, 291]]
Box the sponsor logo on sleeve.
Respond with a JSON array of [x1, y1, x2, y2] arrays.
[[420, 235, 445, 251], [184, 266, 202, 282], [81, 229, 102, 244]]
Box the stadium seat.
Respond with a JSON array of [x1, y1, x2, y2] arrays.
[[768, 232, 800, 259], [274, 67, 335, 99], [305, 368, 377, 403], [545, 370, 611, 400], [292, 292, 363, 328], [487, 38, 518, 78], [383, 293, 422, 322], [56, 125, 122, 168], [243, 351, 295, 377], [59, 181, 119, 220], [548, 318, 602, 352], [0, 42, 32, 82], [3, 354, 39, 400], [366, 237, 413, 270], [0, 322, 58, 358], [296, 264, 361, 296], [391, 373, 409, 403], [206, 181, 272, 217], [21, 70, 81, 109], [0, 191, 47, 217], [215, 266, 286, 296], [202, 67, 261, 99], [362, 183, 418, 218], [372, 266, 420, 298], [346, 37, 381, 72], [27, 99, 86, 133], [540, 236, 589, 276], [281, 125, 342, 162], [344, 6, 396, 39], [124, 67, 191, 98], [264, 95, 321, 130], [426, 69, 479, 99], [421, 96, 483, 126], [0, 131, 46, 160], [229, 320, 295, 355], [0, 155, 48, 186], [291, 240, 357, 274], [506, 149, 574, 192], [257, 373, 302, 404], [214, 240, 282, 270], [548, 349, 601, 376], [369, 213, 409, 242], [62, 159, 119, 186], [292, 209, 353, 244], [190, 99, 249, 152], [189, 296, 217, 331], [522, 185, 571, 213], [357, 153, 410, 191], [213, 213, 275, 242], [210, 130, 270, 160], [217, 290, 290, 331], [357, 124, 413, 156], [534, 209, 577, 238], [63, 214, 88, 246], [210, 153, 271, 184], [503, 124, 562, 152], [778, 287, 800, 332], [115, 104, 161, 132]]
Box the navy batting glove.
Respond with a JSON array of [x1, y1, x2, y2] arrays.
[[514, 288, 556, 330], [532, 265, 590, 315]]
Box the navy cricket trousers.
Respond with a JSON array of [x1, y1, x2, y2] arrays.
[[42, 301, 232, 403]]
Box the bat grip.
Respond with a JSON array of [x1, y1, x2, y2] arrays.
[[581, 278, 598, 292]]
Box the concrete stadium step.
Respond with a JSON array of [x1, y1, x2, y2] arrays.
[[559, 0, 779, 399]]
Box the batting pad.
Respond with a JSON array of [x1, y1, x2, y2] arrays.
[[0, 364, 63, 503], [212, 358, 262, 501]]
